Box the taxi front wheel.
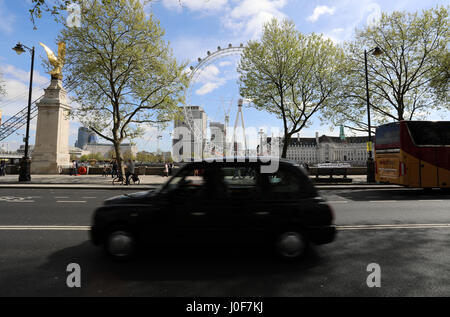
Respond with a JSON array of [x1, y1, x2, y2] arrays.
[[104, 228, 136, 260], [275, 230, 308, 260]]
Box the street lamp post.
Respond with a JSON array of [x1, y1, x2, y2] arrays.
[[258, 129, 264, 156], [364, 46, 382, 183], [12, 43, 35, 182]]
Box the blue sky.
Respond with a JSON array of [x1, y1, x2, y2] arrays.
[[0, 0, 449, 153]]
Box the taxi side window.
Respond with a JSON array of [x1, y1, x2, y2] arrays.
[[269, 168, 300, 193]]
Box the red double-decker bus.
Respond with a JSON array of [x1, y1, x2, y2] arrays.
[[375, 121, 450, 188]]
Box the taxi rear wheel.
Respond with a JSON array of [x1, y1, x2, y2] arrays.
[[275, 229, 308, 260]]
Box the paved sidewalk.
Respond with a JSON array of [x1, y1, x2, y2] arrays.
[[0, 174, 167, 185], [0, 174, 401, 190], [0, 174, 369, 184]]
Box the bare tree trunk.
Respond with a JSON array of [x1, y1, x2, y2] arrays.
[[114, 141, 124, 178], [281, 133, 293, 159]]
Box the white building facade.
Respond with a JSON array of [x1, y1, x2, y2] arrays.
[[209, 122, 225, 156], [268, 132, 373, 166], [172, 106, 207, 161]]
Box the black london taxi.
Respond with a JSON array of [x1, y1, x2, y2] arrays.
[[90, 157, 336, 260]]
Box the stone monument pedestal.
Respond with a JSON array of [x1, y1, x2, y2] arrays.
[[31, 78, 71, 174]]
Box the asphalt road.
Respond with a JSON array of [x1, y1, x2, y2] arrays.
[[0, 187, 449, 296]]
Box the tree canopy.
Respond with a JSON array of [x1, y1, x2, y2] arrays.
[[28, 0, 183, 28], [329, 6, 449, 133], [238, 18, 344, 158], [136, 151, 172, 163], [79, 152, 104, 162], [429, 50, 450, 104], [59, 0, 188, 174]]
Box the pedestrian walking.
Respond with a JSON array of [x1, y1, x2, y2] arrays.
[[168, 163, 173, 176], [125, 159, 135, 185], [0, 160, 6, 176], [70, 160, 78, 176], [164, 163, 169, 177], [102, 164, 108, 177]]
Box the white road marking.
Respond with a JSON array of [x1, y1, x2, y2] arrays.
[[337, 223, 450, 230], [56, 201, 87, 203], [328, 201, 348, 203], [418, 200, 443, 202], [0, 226, 90, 231], [0, 196, 35, 203], [369, 200, 397, 203], [0, 224, 449, 232]]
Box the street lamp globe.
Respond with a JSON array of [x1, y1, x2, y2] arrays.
[[372, 46, 383, 57], [12, 43, 26, 55]]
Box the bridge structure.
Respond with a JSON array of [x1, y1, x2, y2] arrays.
[[0, 96, 42, 142], [0, 78, 80, 142]]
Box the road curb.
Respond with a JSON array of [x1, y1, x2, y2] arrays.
[[0, 184, 402, 190], [0, 184, 160, 190]]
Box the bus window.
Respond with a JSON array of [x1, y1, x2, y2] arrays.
[[407, 122, 439, 145], [407, 121, 450, 146], [375, 123, 400, 148], [440, 124, 450, 145]]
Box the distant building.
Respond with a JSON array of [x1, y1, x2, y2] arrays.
[[73, 127, 136, 159], [69, 146, 90, 158], [75, 127, 97, 149], [210, 122, 225, 156], [17, 145, 35, 156], [172, 106, 207, 160], [267, 130, 374, 166]]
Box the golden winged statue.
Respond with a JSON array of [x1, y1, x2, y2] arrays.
[[40, 42, 66, 80]]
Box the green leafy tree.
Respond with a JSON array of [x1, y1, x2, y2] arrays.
[[79, 155, 88, 162], [59, 0, 188, 176], [122, 150, 136, 161], [79, 152, 104, 161], [28, 0, 76, 27], [238, 18, 345, 158], [136, 151, 172, 163], [136, 151, 156, 163], [28, 0, 186, 28], [331, 6, 449, 133], [429, 50, 450, 104]]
